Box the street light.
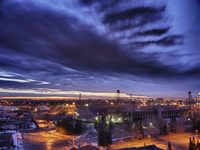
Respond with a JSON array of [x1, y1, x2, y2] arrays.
[[111, 118, 115, 122], [148, 134, 151, 139], [196, 129, 198, 136], [118, 118, 122, 122]]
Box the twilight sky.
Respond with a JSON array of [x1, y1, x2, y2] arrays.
[[0, 0, 200, 97]]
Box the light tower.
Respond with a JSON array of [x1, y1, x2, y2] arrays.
[[117, 90, 120, 101], [79, 93, 82, 101], [130, 93, 133, 122], [130, 94, 133, 101], [188, 91, 192, 109]]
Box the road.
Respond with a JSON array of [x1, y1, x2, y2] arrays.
[[22, 130, 75, 150], [22, 130, 196, 150], [111, 132, 195, 150]]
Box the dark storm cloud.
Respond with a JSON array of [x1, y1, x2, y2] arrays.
[[128, 35, 183, 47], [0, 0, 177, 78], [186, 67, 200, 76], [79, 0, 95, 5], [108, 15, 164, 32], [103, 6, 165, 24], [0, 0, 199, 96], [80, 0, 166, 32], [0, 0, 191, 77], [96, 1, 184, 51], [135, 28, 170, 36], [116, 27, 171, 40], [105, 8, 165, 32]]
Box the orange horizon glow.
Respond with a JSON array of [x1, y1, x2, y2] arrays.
[[0, 88, 147, 100]]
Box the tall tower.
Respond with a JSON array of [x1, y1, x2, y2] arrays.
[[130, 94, 133, 101], [117, 90, 120, 101], [79, 93, 82, 101], [188, 91, 192, 109]]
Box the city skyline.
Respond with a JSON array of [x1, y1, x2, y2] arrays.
[[1, 0, 200, 97]]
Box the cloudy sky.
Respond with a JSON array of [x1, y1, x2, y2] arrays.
[[0, 0, 200, 97]]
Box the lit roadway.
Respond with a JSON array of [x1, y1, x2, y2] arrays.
[[22, 129, 195, 150], [22, 130, 76, 150], [111, 133, 195, 150]]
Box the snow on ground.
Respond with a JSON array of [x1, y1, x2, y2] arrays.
[[1, 130, 24, 150]]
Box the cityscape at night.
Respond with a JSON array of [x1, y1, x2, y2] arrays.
[[0, 0, 200, 150]]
